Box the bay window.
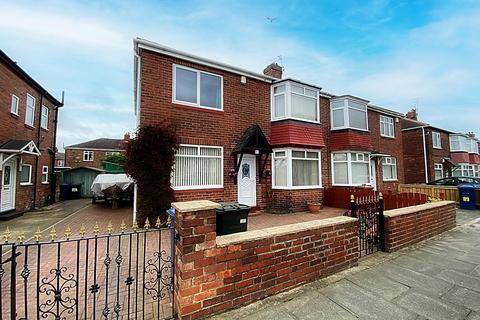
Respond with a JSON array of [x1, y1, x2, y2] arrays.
[[331, 96, 368, 131], [380, 115, 394, 137], [434, 163, 443, 180], [272, 149, 321, 189], [449, 135, 469, 152], [382, 157, 397, 181], [173, 65, 223, 110], [271, 81, 319, 123], [172, 145, 223, 190], [453, 164, 475, 177], [332, 152, 370, 186]]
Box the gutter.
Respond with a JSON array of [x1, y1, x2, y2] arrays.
[[33, 94, 44, 208], [132, 41, 142, 222], [421, 126, 429, 183], [50, 91, 65, 204]]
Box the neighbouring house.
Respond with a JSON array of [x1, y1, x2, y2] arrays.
[[55, 152, 67, 168], [133, 38, 406, 213], [401, 109, 454, 183], [64, 136, 128, 170], [449, 132, 480, 178], [0, 49, 63, 218]]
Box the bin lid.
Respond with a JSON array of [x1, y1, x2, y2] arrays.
[[216, 202, 250, 213], [458, 183, 476, 189]]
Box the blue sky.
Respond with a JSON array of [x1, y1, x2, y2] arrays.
[[1, 0, 479, 151]]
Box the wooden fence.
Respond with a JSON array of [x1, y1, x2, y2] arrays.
[[397, 184, 459, 203], [324, 187, 428, 210]]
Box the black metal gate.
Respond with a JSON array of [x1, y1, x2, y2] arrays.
[[0, 215, 176, 319], [350, 194, 385, 257]]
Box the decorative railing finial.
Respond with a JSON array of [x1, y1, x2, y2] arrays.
[[49, 227, 57, 242], [35, 227, 42, 243], [93, 222, 100, 235], [107, 221, 114, 235], [64, 225, 72, 240], [3, 226, 11, 243], [144, 217, 150, 230], [155, 216, 161, 229], [79, 224, 87, 238], [120, 220, 127, 233], [17, 231, 25, 244]]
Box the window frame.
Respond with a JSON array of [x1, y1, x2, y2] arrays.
[[272, 148, 322, 190], [25, 94, 36, 127], [330, 97, 369, 131], [432, 131, 442, 149], [172, 64, 224, 111], [381, 157, 398, 181], [331, 152, 371, 186], [379, 115, 395, 138], [271, 81, 320, 124], [83, 151, 94, 162], [11, 94, 19, 115], [41, 105, 49, 129], [172, 144, 224, 190], [20, 164, 32, 186], [449, 135, 469, 152], [434, 163, 444, 180], [41, 165, 49, 184]]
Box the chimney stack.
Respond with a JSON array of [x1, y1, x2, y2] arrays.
[[263, 63, 283, 79], [406, 108, 418, 120]]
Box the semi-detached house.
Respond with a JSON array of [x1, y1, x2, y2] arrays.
[[133, 38, 404, 213]]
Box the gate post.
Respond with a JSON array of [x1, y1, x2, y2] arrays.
[[350, 195, 356, 218], [378, 193, 386, 252]]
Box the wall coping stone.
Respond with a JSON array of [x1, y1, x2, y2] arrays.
[[172, 200, 220, 213], [384, 200, 455, 218], [216, 216, 358, 247]]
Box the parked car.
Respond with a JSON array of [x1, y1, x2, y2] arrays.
[[428, 176, 480, 186]]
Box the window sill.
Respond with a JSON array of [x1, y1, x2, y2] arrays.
[[331, 127, 369, 133], [382, 179, 398, 182], [332, 183, 372, 187], [172, 101, 223, 113], [20, 183, 33, 186], [24, 124, 35, 130], [10, 112, 19, 118], [41, 127, 49, 132], [380, 135, 395, 139], [272, 186, 323, 190], [433, 147, 442, 150], [42, 182, 49, 185], [271, 117, 320, 125], [172, 186, 224, 191]]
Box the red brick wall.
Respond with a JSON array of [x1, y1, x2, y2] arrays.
[[173, 201, 359, 319], [384, 201, 456, 252], [64, 148, 125, 169], [271, 188, 323, 212], [0, 59, 57, 211]]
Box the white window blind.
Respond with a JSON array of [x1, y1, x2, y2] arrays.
[[172, 145, 223, 189]]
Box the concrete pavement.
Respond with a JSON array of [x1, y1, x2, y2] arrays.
[[210, 209, 480, 320]]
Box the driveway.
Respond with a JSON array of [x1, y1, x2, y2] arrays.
[[211, 209, 480, 320]]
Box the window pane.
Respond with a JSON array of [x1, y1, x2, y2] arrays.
[[274, 158, 287, 186], [305, 89, 316, 97], [200, 147, 221, 156], [274, 151, 286, 157], [292, 159, 319, 186], [332, 109, 344, 128], [347, 100, 366, 110], [333, 153, 347, 161], [291, 94, 317, 121], [352, 162, 369, 184], [173, 149, 222, 188], [292, 151, 305, 158], [200, 72, 221, 109], [331, 100, 344, 108], [306, 152, 318, 159], [274, 94, 285, 118], [333, 162, 348, 184], [177, 146, 198, 155], [291, 85, 304, 94], [175, 67, 197, 104], [20, 165, 30, 183], [348, 108, 367, 130], [274, 85, 285, 94]]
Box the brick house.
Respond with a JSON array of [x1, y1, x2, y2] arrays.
[[449, 132, 480, 178], [401, 109, 454, 184], [64, 137, 128, 170], [0, 49, 63, 218], [133, 38, 405, 213]]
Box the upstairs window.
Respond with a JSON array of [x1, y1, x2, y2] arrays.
[[271, 81, 319, 123], [382, 157, 397, 181], [469, 139, 479, 154], [380, 115, 394, 137], [432, 132, 441, 149], [173, 65, 223, 110], [25, 94, 36, 127], [331, 97, 368, 131], [11, 94, 19, 115], [41, 105, 49, 129], [83, 151, 94, 161], [450, 135, 469, 152]]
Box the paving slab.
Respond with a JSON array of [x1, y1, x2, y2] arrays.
[[396, 291, 470, 320], [392, 254, 446, 276], [346, 268, 409, 301], [283, 291, 356, 320], [442, 286, 480, 312], [406, 249, 477, 273], [321, 279, 415, 320], [437, 269, 480, 292]]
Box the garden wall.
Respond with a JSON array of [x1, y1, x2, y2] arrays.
[[383, 200, 456, 252], [172, 200, 359, 319]]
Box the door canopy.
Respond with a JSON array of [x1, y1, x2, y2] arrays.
[[0, 140, 41, 166]]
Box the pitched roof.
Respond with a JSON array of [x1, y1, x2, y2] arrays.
[[401, 118, 453, 133], [233, 125, 272, 154], [66, 138, 125, 150], [0, 140, 32, 150]]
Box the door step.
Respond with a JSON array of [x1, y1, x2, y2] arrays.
[[0, 209, 23, 220]]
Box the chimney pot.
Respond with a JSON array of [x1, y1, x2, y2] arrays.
[[406, 108, 418, 121]]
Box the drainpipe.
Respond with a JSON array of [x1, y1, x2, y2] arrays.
[[132, 44, 142, 222], [50, 91, 65, 204], [421, 127, 429, 183], [33, 94, 44, 208]]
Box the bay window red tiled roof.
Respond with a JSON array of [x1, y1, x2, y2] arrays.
[[329, 130, 373, 151], [271, 121, 325, 148]]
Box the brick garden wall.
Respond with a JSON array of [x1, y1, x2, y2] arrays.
[[172, 200, 358, 319], [383, 201, 456, 252]]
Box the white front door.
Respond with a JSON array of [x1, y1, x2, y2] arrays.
[[1, 159, 17, 212], [370, 160, 377, 191], [238, 154, 256, 206]]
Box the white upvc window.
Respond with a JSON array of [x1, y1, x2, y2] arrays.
[[331, 152, 370, 186], [105, 151, 120, 157], [432, 132, 442, 149], [271, 81, 320, 123], [434, 163, 443, 180], [449, 135, 469, 152], [468, 139, 479, 154], [25, 94, 36, 126], [475, 165, 480, 178], [41, 105, 49, 129], [453, 164, 475, 177], [172, 145, 223, 190], [272, 149, 321, 189], [173, 64, 223, 110], [330, 97, 368, 131], [380, 115, 394, 138], [20, 164, 32, 185], [42, 165, 49, 184], [11, 94, 19, 115], [382, 157, 397, 181], [83, 151, 94, 161]]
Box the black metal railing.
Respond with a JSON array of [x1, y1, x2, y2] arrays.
[[350, 194, 385, 256], [0, 215, 175, 320]]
